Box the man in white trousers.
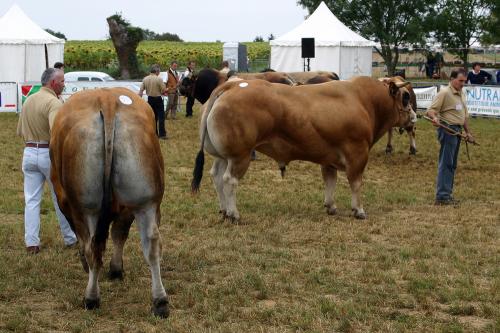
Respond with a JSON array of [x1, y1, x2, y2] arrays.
[[17, 68, 77, 254]]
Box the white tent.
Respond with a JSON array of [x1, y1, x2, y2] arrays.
[[270, 2, 375, 79], [0, 4, 64, 82]]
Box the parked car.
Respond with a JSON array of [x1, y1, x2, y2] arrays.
[[64, 71, 115, 82]]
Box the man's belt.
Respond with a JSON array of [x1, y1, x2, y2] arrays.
[[25, 143, 49, 148]]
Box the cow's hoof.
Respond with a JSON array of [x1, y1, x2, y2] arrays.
[[409, 147, 417, 155], [83, 297, 100, 310], [325, 206, 337, 215], [353, 209, 366, 220], [108, 269, 124, 280], [385, 145, 393, 154], [152, 297, 169, 318]]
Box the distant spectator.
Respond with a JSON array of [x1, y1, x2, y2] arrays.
[[180, 61, 196, 118], [467, 63, 492, 85], [425, 51, 435, 79], [53, 62, 64, 71], [165, 61, 179, 120], [220, 60, 230, 75]]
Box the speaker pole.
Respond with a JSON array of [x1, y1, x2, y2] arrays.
[[307, 58, 310, 72]]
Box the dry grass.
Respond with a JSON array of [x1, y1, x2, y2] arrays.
[[0, 107, 499, 333]]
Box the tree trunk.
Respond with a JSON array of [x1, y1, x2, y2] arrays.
[[107, 18, 140, 80]]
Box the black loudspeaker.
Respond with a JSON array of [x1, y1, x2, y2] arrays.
[[301, 38, 315, 58]]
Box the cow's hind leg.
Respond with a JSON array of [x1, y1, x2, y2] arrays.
[[108, 213, 134, 280], [223, 157, 251, 222], [82, 214, 103, 309], [135, 205, 168, 318], [210, 158, 228, 219], [321, 165, 338, 215]]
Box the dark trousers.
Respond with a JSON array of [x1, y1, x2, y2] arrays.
[[148, 96, 166, 137], [436, 126, 461, 201], [186, 96, 195, 117]]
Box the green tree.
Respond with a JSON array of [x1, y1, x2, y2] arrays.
[[45, 28, 66, 40], [154, 32, 183, 42], [106, 13, 144, 79], [432, 0, 493, 69], [254, 36, 264, 42], [297, 0, 436, 75], [481, 0, 499, 45]]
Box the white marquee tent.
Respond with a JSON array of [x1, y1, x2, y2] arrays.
[[270, 2, 375, 79], [0, 4, 64, 82]]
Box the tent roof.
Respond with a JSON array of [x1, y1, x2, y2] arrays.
[[0, 4, 64, 45], [270, 1, 374, 47]]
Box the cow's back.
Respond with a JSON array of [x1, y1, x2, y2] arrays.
[[51, 88, 164, 213]]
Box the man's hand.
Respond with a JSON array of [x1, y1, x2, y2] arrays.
[[431, 116, 440, 127], [465, 132, 474, 143]]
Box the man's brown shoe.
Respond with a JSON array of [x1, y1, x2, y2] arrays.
[[26, 246, 40, 254]]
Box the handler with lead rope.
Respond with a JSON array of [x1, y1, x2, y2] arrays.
[[426, 68, 475, 206]]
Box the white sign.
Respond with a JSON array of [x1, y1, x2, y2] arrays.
[[0, 82, 18, 112], [414, 86, 438, 110], [464, 85, 500, 117]]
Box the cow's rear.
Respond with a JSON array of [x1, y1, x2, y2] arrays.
[[50, 88, 168, 317]]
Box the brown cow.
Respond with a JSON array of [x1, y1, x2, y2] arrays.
[[179, 68, 294, 104], [191, 77, 416, 220], [50, 88, 169, 317], [379, 76, 418, 155], [287, 71, 340, 84]]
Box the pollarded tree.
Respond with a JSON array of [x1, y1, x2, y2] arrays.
[[107, 14, 144, 79], [433, 0, 493, 69], [297, 0, 436, 76]]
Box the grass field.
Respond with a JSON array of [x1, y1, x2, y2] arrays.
[[0, 106, 499, 332]]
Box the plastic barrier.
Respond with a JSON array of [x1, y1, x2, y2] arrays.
[[0, 82, 18, 112]]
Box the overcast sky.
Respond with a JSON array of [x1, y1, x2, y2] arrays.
[[0, 0, 310, 41]]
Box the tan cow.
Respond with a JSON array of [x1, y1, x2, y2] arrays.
[[50, 88, 168, 317], [191, 77, 416, 220]]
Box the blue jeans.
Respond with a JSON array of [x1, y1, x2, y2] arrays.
[[436, 126, 461, 201]]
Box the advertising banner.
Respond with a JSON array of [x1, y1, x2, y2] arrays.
[[464, 85, 500, 117], [18, 81, 145, 112], [0, 82, 19, 112], [414, 86, 438, 110]]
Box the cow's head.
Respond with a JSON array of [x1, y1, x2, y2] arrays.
[[380, 77, 417, 128], [179, 73, 197, 98]]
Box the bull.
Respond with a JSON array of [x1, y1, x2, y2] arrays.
[[50, 88, 169, 317], [191, 77, 416, 221]]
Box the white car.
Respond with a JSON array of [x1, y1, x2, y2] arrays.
[[64, 71, 115, 82]]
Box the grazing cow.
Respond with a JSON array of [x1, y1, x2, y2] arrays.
[[380, 76, 418, 155], [178, 68, 294, 104], [191, 77, 416, 221], [50, 88, 169, 317]]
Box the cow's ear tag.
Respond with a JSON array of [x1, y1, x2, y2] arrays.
[[239, 82, 249, 88], [119, 95, 133, 105]]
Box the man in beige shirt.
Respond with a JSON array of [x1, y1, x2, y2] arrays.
[[139, 64, 167, 139], [426, 68, 474, 205], [17, 68, 77, 254]]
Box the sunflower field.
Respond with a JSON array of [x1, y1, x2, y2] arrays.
[[64, 41, 270, 74]]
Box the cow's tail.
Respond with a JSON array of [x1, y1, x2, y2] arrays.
[[191, 89, 225, 194], [93, 108, 116, 262]]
